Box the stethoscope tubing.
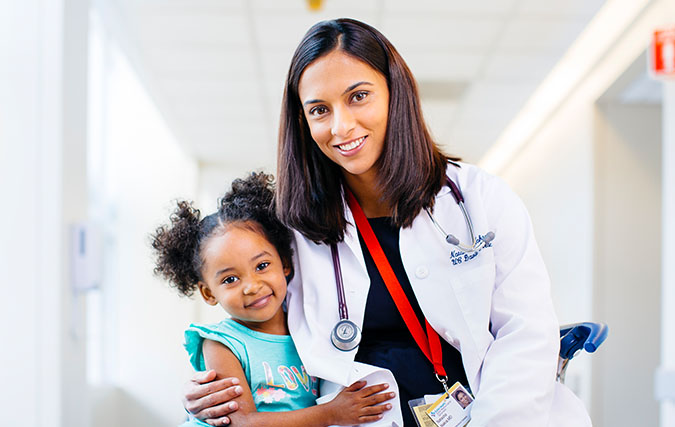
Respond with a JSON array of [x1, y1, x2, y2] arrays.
[[331, 243, 349, 320], [426, 177, 494, 254]]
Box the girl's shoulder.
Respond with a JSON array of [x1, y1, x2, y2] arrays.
[[185, 318, 294, 351], [186, 318, 246, 337], [184, 319, 251, 371]]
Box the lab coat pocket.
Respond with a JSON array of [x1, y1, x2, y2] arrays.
[[450, 263, 495, 361]]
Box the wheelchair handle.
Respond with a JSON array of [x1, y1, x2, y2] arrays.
[[559, 322, 609, 360]]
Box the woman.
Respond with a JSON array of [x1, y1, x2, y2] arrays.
[[184, 18, 591, 426]]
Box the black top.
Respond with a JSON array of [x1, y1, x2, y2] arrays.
[[354, 217, 468, 426]]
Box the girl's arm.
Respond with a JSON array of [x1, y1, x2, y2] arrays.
[[202, 339, 394, 427]]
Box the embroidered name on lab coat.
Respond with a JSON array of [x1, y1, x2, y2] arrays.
[[450, 234, 493, 266]]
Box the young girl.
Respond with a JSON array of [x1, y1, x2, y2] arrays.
[[152, 172, 394, 426]]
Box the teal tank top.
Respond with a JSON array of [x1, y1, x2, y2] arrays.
[[180, 318, 319, 426]]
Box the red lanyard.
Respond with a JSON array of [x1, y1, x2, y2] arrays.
[[345, 188, 447, 378]]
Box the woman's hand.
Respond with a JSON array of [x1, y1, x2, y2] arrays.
[[183, 370, 244, 426], [325, 381, 395, 425]]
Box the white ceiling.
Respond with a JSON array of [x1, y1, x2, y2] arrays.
[[111, 0, 606, 167]]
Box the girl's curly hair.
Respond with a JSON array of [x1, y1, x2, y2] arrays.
[[151, 172, 294, 297]]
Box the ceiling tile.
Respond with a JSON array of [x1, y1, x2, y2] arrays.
[[252, 0, 380, 12], [171, 101, 262, 122], [158, 78, 259, 99], [402, 50, 485, 81], [481, 52, 559, 82], [135, 13, 249, 46], [183, 121, 268, 142], [129, 0, 246, 14], [254, 12, 381, 49], [460, 81, 535, 111], [385, 0, 518, 16], [250, 0, 308, 12], [452, 106, 514, 131], [517, 0, 606, 17], [143, 47, 257, 79], [382, 15, 503, 49], [496, 17, 589, 51]]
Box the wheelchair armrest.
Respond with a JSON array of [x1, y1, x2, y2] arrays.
[[559, 322, 608, 360]]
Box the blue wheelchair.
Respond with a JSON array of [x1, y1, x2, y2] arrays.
[[557, 322, 608, 383]]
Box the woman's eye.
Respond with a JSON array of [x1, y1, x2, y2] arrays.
[[308, 105, 328, 116], [351, 91, 368, 102], [256, 262, 270, 271], [222, 276, 238, 285]]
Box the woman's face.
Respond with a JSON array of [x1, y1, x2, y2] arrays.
[[298, 49, 389, 182], [455, 391, 471, 408]]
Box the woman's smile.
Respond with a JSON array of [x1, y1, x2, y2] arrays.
[[335, 135, 367, 155]]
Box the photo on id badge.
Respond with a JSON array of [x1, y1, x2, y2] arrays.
[[408, 382, 473, 427]]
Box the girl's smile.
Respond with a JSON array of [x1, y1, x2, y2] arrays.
[[198, 224, 291, 335], [245, 293, 273, 308]]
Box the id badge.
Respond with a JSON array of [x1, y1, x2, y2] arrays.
[[408, 396, 441, 427], [424, 382, 473, 427]]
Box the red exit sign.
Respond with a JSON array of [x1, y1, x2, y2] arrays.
[[651, 26, 675, 78]]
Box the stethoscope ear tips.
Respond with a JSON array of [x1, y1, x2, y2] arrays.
[[445, 234, 460, 245], [445, 230, 495, 253]]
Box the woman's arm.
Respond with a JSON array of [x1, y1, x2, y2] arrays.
[[201, 339, 395, 427], [183, 370, 243, 426]]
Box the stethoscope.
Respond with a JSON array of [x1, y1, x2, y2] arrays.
[[330, 176, 496, 351]]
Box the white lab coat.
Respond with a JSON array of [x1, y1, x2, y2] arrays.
[[286, 163, 591, 427]]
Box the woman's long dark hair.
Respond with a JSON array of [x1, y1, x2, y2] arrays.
[[276, 18, 458, 244]]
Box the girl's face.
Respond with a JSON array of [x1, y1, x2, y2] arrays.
[[298, 49, 389, 183], [198, 224, 290, 334]]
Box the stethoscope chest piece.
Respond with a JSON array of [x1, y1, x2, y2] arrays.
[[331, 319, 361, 351]]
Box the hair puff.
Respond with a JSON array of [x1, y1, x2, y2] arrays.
[[151, 201, 203, 297]]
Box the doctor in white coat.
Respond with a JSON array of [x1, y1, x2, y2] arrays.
[[183, 18, 591, 427]]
